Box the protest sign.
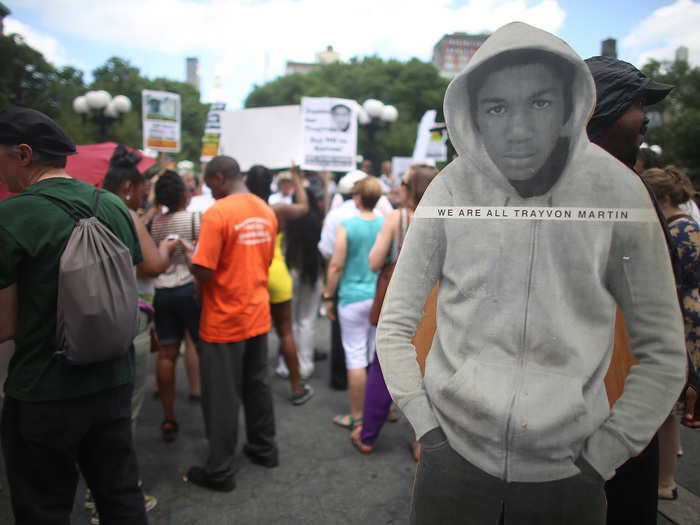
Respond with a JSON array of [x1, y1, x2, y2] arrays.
[[301, 97, 357, 172], [218, 105, 301, 171], [142, 90, 181, 152], [200, 102, 226, 162], [412, 110, 447, 163], [392, 156, 414, 180]]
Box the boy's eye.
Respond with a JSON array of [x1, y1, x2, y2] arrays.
[[532, 99, 551, 109], [485, 104, 506, 116]]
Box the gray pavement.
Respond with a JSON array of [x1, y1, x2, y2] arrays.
[[1, 318, 699, 524]]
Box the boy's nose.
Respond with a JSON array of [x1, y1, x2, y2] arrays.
[[507, 108, 532, 142]]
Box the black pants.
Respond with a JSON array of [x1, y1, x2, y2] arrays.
[[1, 382, 146, 525], [410, 438, 606, 525], [198, 334, 277, 481], [330, 312, 347, 390], [605, 434, 659, 525]]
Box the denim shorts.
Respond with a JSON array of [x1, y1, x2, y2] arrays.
[[153, 282, 200, 345]]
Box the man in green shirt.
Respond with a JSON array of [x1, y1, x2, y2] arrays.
[[0, 108, 147, 524]]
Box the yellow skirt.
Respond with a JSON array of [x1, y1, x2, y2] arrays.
[[268, 233, 293, 304]]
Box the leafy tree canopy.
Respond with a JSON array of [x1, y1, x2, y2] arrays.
[[641, 59, 700, 181], [0, 36, 209, 165]]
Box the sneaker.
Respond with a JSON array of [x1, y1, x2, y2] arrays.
[[291, 383, 314, 406], [144, 493, 158, 512], [184, 466, 235, 492], [243, 445, 279, 468]]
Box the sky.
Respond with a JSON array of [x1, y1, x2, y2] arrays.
[[3, 0, 699, 110]]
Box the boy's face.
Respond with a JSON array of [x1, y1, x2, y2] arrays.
[[331, 107, 351, 131], [475, 62, 565, 181]]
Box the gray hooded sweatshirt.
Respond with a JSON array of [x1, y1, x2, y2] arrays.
[[375, 22, 686, 483]]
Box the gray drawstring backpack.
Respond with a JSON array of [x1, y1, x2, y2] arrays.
[[37, 189, 139, 365]]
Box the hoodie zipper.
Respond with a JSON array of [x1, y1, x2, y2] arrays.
[[503, 218, 539, 480]]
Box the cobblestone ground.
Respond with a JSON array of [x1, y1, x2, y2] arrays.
[[0, 320, 698, 524]]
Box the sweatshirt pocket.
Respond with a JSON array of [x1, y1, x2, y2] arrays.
[[510, 368, 591, 464], [430, 357, 515, 451]]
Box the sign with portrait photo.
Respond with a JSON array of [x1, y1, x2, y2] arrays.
[[141, 89, 181, 152], [300, 97, 357, 172]]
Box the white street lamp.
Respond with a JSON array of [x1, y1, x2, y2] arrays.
[[112, 95, 132, 114], [72, 96, 89, 114], [358, 107, 371, 125], [73, 90, 132, 140], [359, 98, 399, 170], [363, 99, 385, 118], [380, 105, 398, 123], [86, 90, 111, 110]]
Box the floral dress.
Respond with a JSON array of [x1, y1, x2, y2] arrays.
[[668, 214, 700, 391]]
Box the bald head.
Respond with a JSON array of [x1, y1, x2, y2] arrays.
[[205, 155, 241, 180]]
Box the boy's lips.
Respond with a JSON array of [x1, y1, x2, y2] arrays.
[[504, 153, 535, 160]]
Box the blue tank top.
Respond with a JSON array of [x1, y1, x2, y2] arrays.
[[338, 216, 384, 306]]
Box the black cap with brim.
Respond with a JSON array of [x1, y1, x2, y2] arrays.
[[0, 107, 76, 156], [642, 79, 674, 105], [585, 56, 674, 141]]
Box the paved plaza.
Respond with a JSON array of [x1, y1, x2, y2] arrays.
[[0, 319, 698, 524]]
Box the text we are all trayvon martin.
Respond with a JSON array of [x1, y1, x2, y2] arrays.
[[414, 206, 659, 222]]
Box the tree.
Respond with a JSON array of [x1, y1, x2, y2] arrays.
[[245, 56, 450, 165], [0, 42, 209, 167], [0, 33, 60, 114], [641, 59, 700, 181]]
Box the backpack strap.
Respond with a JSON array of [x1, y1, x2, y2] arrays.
[[91, 189, 102, 216], [28, 193, 82, 223]]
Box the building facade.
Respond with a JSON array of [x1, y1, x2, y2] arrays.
[[432, 32, 489, 79], [601, 38, 617, 58], [186, 57, 200, 93], [285, 45, 341, 76]]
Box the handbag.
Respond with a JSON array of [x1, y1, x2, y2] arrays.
[[369, 209, 409, 325]]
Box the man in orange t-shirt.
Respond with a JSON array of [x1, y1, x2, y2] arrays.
[[184, 156, 278, 492]]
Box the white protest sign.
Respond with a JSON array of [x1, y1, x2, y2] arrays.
[[301, 97, 357, 172], [392, 156, 414, 180], [141, 90, 181, 152], [200, 102, 226, 162], [218, 105, 301, 172], [412, 110, 447, 163]]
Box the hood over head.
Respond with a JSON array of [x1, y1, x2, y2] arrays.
[[444, 22, 596, 197]]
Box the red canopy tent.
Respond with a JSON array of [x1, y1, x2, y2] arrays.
[[0, 142, 156, 200]]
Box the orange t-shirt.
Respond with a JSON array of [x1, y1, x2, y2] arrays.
[[192, 193, 277, 343]]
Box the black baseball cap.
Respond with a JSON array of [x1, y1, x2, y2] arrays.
[[585, 56, 674, 140], [0, 107, 77, 156]]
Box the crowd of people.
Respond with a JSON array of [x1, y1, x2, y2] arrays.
[[0, 20, 698, 525]]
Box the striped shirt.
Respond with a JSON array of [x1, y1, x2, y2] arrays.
[[150, 210, 202, 289]]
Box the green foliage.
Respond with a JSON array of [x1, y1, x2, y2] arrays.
[[245, 56, 450, 165], [641, 59, 700, 181], [0, 38, 209, 167]]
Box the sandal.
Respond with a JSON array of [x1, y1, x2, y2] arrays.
[[387, 404, 400, 423], [350, 425, 373, 453], [658, 486, 678, 500], [161, 419, 179, 442], [333, 414, 362, 430]]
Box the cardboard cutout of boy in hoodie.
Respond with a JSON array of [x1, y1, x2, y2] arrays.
[[376, 22, 686, 523]]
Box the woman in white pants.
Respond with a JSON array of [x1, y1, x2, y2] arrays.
[[323, 176, 384, 430], [276, 187, 324, 379]]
